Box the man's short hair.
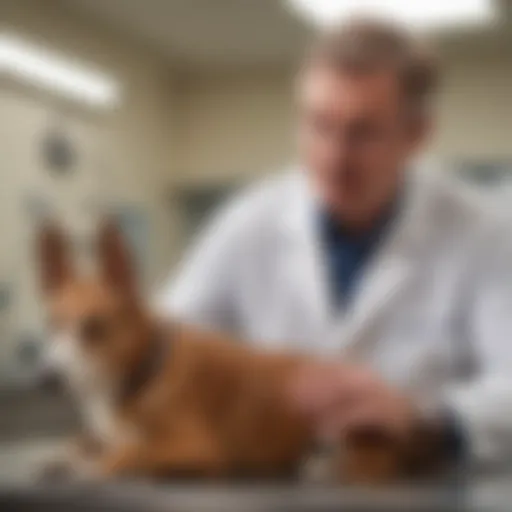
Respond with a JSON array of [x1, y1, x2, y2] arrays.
[[305, 18, 439, 115]]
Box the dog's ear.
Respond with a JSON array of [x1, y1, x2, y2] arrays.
[[37, 221, 73, 294], [97, 218, 136, 296]]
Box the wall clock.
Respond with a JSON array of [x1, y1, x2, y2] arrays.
[[41, 127, 77, 176]]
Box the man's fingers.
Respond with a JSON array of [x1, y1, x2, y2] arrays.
[[290, 365, 346, 413], [289, 364, 376, 416], [288, 364, 414, 442], [337, 399, 413, 440]]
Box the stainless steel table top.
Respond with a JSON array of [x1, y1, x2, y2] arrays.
[[0, 475, 509, 512]]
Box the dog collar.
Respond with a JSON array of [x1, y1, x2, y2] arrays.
[[118, 327, 169, 404]]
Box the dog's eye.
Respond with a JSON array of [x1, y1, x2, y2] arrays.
[[79, 316, 109, 343]]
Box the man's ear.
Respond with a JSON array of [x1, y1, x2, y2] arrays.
[[97, 218, 136, 296], [37, 221, 73, 295]]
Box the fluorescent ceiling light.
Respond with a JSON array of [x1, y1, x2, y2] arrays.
[[288, 0, 496, 30], [0, 33, 121, 109]]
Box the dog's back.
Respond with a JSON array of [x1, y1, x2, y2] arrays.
[[120, 322, 314, 478]]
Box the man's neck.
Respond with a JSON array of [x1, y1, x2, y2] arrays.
[[329, 198, 398, 238]]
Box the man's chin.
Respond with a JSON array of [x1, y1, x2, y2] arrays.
[[327, 195, 367, 215]]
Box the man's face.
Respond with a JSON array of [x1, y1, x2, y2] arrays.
[[298, 65, 429, 224]]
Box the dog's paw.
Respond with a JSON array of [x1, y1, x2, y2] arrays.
[[35, 453, 103, 484], [36, 458, 77, 483]]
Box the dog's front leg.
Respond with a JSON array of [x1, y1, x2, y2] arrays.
[[96, 421, 227, 480], [37, 433, 104, 481]]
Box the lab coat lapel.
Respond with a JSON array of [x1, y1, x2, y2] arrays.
[[279, 169, 434, 352], [338, 228, 414, 356], [338, 170, 434, 357], [280, 173, 331, 337]]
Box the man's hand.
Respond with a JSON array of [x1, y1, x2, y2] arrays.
[[289, 363, 418, 443]]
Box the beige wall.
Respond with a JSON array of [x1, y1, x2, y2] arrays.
[[1, 0, 180, 275], [436, 56, 512, 160], [0, 0, 178, 382], [174, 54, 512, 184], [174, 71, 296, 185], [0, 0, 511, 383]]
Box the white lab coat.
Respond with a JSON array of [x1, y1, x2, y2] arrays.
[[159, 168, 512, 468]]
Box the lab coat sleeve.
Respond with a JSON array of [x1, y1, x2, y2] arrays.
[[156, 191, 258, 332], [446, 225, 512, 467]]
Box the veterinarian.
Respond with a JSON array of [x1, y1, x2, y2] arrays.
[[160, 20, 512, 469]]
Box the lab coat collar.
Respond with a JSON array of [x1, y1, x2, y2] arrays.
[[280, 166, 434, 253], [278, 166, 439, 349]]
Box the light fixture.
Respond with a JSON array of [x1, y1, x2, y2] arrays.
[[287, 0, 496, 30], [0, 32, 121, 109]]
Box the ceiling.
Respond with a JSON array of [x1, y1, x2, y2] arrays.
[[60, 0, 311, 69], [60, 0, 512, 70]]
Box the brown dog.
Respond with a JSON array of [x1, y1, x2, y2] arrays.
[[37, 220, 427, 484]]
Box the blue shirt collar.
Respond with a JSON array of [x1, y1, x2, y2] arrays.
[[318, 197, 399, 250], [317, 197, 401, 308]]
